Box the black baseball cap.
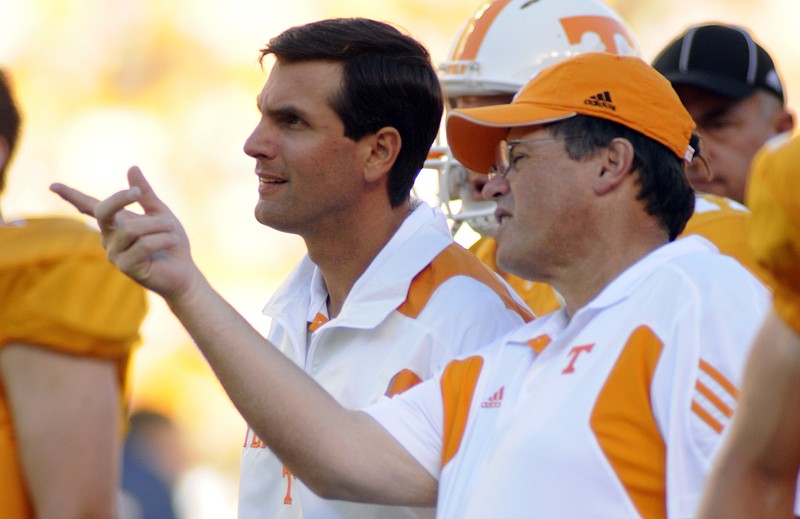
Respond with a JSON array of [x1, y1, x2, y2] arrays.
[[652, 23, 785, 105]]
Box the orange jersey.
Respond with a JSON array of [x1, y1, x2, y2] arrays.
[[747, 134, 800, 333], [680, 193, 766, 283], [0, 218, 147, 518]]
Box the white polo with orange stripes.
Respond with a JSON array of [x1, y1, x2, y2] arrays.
[[367, 236, 770, 519], [238, 202, 533, 519]]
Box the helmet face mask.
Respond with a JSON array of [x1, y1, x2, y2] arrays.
[[427, 0, 641, 238], [424, 145, 498, 236]]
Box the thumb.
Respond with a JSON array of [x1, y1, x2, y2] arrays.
[[127, 166, 170, 216]]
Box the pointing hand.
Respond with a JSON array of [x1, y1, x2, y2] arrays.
[[51, 166, 202, 301]]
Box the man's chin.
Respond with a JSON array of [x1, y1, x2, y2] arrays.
[[496, 250, 526, 279]]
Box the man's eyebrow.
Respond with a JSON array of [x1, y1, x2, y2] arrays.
[[265, 104, 310, 122], [254, 93, 312, 121]]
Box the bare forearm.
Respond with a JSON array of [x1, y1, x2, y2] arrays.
[[0, 346, 120, 519], [165, 276, 437, 505], [49, 171, 436, 504], [699, 463, 796, 519]]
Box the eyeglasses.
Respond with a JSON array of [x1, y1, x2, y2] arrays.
[[488, 135, 577, 180]]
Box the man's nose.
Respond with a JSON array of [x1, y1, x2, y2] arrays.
[[482, 174, 509, 200]]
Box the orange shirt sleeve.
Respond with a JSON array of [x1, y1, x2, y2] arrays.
[[0, 219, 147, 358]]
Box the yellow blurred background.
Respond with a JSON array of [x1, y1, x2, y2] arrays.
[[1, 0, 798, 516]]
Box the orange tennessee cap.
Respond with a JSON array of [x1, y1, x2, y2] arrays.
[[446, 52, 696, 174]]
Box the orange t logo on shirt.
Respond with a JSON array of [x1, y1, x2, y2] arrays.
[[562, 344, 595, 374]]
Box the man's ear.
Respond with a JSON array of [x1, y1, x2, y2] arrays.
[[774, 109, 795, 135], [593, 137, 634, 196], [362, 127, 401, 183]]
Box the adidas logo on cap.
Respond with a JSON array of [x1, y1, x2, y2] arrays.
[[446, 53, 697, 174], [584, 91, 616, 111]]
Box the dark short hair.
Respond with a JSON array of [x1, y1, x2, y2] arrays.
[[260, 18, 444, 207], [547, 115, 695, 240], [0, 69, 22, 192]]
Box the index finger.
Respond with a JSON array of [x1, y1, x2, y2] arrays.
[[50, 183, 102, 217], [93, 187, 142, 230]]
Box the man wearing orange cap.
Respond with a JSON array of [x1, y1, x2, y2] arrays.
[[432, 4, 768, 313], [52, 52, 769, 518], [698, 133, 800, 519], [429, 0, 641, 315]]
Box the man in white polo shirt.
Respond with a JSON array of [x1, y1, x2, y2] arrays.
[[52, 52, 769, 518], [365, 52, 769, 517], [54, 18, 532, 519]]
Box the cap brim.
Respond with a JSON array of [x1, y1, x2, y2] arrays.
[[663, 71, 755, 100], [446, 103, 576, 174]]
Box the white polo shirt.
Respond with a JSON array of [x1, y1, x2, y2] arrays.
[[367, 236, 769, 519], [238, 202, 532, 519]]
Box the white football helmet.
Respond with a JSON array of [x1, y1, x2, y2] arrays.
[[426, 0, 641, 237]]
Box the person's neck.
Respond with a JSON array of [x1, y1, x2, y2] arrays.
[[306, 200, 413, 318], [555, 221, 668, 320]]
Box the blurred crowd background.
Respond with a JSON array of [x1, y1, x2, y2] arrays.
[[1, 0, 798, 516]]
